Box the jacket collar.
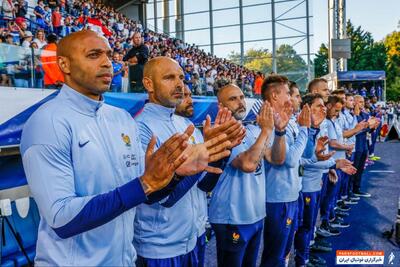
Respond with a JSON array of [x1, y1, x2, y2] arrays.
[[58, 84, 104, 117]]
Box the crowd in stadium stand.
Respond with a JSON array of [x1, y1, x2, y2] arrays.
[[0, 0, 266, 95]]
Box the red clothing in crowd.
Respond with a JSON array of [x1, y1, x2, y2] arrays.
[[52, 11, 62, 27], [254, 76, 263, 95], [41, 43, 64, 86]]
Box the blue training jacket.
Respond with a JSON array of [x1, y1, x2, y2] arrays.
[[20, 85, 147, 266], [134, 103, 204, 259]]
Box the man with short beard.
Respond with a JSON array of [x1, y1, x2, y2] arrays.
[[342, 93, 368, 200], [20, 30, 192, 266], [332, 90, 369, 206], [174, 86, 244, 267], [260, 75, 310, 267], [351, 95, 380, 198], [209, 84, 286, 267], [124, 32, 149, 92], [134, 57, 239, 267]]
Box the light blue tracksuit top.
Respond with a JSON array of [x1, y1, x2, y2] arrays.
[[327, 116, 346, 160], [134, 103, 203, 259], [20, 85, 147, 266], [265, 116, 308, 203], [301, 126, 336, 193], [342, 108, 358, 151], [209, 124, 266, 225], [187, 123, 208, 238]]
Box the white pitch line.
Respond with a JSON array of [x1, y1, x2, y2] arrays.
[[368, 170, 395, 173]]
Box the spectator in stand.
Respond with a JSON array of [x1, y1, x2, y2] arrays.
[[243, 78, 253, 97], [41, 33, 64, 89], [13, 58, 30, 87], [43, 5, 52, 30], [5, 33, 14, 45], [2, 0, 15, 20], [191, 73, 201, 95], [59, 0, 66, 12], [21, 30, 33, 47], [111, 52, 123, 92], [360, 86, 367, 98], [16, 20, 28, 40], [8, 20, 21, 44], [33, 29, 47, 48], [205, 69, 215, 96], [30, 41, 44, 88], [34, 0, 46, 30], [254, 71, 263, 97], [15, 2, 27, 19], [61, 16, 73, 37], [52, 6, 63, 36], [123, 31, 148, 92], [113, 40, 123, 53], [184, 64, 193, 91]]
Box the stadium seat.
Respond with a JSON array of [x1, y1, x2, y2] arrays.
[[1, 259, 15, 267], [0, 198, 39, 266]]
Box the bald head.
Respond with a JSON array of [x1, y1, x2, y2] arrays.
[[132, 31, 142, 46], [142, 56, 185, 108], [57, 30, 107, 58], [217, 84, 240, 101], [56, 30, 113, 100], [143, 57, 178, 79], [217, 84, 246, 120]]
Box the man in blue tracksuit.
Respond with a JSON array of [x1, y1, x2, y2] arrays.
[[260, 75, 311, 267], [174, 87, 208, 267], [325, 95, 353, 227], [174, 86, 244, 267], [368, 96, 382, 160], [209, 84, 286, 267], [335, 92, 369, 203], [20, 31, 192, 266], [294, 94, 356, 266], [134, 57, 234, 267], [352, 95, 380, 198]]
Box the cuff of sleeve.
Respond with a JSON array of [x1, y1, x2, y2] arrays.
[[299, 126, 308, 133], [309, 127, 320, 136], [118, 178, 147, 209], [328, 158, 336, 169], [310, 154, 318, 163]]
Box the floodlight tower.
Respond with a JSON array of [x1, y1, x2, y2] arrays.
[[328, 0, 348, 73]]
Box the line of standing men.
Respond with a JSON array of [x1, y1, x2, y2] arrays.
[[20, 31, 380, 267]]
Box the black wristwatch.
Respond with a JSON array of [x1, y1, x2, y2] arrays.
[[275, 129, 286, 136]]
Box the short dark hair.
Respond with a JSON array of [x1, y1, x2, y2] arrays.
[[307, 78, 327, 93], [345, 93, 354, 98], [331, 89, 345, 95], [289, 81, 299, 95], [301, 93, 324, 109], [326, 95, 344, 106], [47, 33, 58, 43], [261, 74, 289, 101]]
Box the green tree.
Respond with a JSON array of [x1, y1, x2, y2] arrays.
[[384, 31, 400, 101], [276, 44, 307, 90], [228, 45, 307, 89], [228, 48, 273, 74], [314, 43, 329, 77], [346, 20, 386, 71]]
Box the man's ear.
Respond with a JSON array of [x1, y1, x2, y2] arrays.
[[142, 76, 153, 94], [57, 56, 70, 74], [271, 90, 278, 102]]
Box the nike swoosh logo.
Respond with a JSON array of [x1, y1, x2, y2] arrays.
[[78, 140, 90, 148]]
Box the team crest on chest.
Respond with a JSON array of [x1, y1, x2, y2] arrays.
[[286, 218, 292, 227], [121, 133, 131, 147], [232, 232, 240, 243]]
